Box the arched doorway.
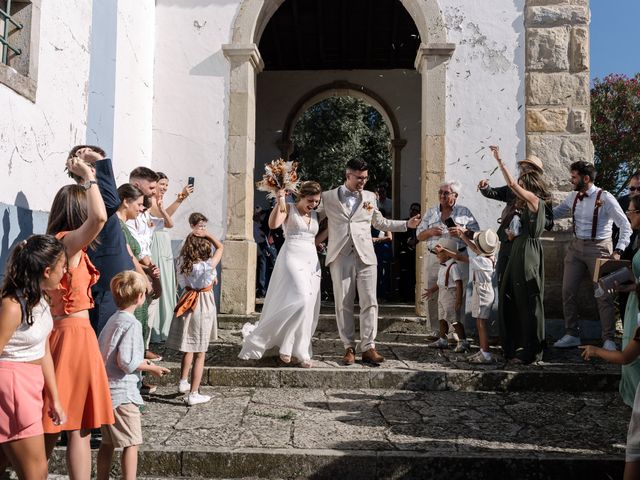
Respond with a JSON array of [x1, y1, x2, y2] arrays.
[[278, 81, 405, 218], [221, 0, 454, 314]]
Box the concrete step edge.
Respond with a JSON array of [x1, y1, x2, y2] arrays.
[[148, 365, 620, 392], [49, 446, 623, 479]]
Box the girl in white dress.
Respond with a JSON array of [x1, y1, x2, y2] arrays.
[[167, 226, 223, 406], [239, 181, 322, 368]]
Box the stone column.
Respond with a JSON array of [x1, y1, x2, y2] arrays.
[[524, 0, 592, 317], [414, 43, 455, 315], [221, 44, 264, 314]]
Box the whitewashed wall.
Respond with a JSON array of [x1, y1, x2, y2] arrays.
[[0, 0, 93, 212], [152, 0, 240, 244], [442, 0, 526, 231], [256, 70, 422, 219]]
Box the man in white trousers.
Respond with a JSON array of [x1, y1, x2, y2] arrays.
[[317, 158, 422, 365]]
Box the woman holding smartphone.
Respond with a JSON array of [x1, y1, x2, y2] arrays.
[[416, 181, 480, 339]]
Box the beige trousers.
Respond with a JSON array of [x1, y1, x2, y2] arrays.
[[329, 249, 378, 352], [562, 238, 615, 341]]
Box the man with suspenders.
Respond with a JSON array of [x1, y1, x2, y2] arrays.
[[552, 161, 632, 351]]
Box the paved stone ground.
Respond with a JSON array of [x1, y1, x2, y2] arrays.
[[43, 306, 630, 478], [48, 386, 628, 479], [139, 386, 627, 456]]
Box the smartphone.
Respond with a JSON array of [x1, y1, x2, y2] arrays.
[[188, 176, 195, 188], [444, 217, 457, 228]]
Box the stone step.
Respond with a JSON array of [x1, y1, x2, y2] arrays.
[[218, 313, 612, 341], [219, 313, 430, 335], [147, 340, 619, 392], [49, 386, 626, 479]]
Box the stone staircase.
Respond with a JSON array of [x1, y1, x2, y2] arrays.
[[49, 304, 627, 479]]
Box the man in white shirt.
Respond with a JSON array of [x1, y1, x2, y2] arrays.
[[553, 161, 632, 351], [126, 167, 161, 360]]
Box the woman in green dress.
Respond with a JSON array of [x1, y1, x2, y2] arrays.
[[115, 184, 150, 338], [148, 173, 192, 342], [619, 195, 640, 406], [491, 146, 551, 364]]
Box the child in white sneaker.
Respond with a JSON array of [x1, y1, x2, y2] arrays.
[[460, 229, 498, 364], [166, 216, 223, 406], [422, 238, 468, 352], [581, 324, 640, 479], [97, 271, 169, 480]]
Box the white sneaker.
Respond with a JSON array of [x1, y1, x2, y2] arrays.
[[427, 338, 449, 349], [602, 339, 618, 351], [454, 341, 470, 353], [467, 351, 495, 364], [184, 392, 211, 406], [178, 380, 191, 394], [553, 334, 581, 348]]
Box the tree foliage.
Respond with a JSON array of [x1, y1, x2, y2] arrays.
[[591, 73, 640, 195], [290, 96, 392, 192]]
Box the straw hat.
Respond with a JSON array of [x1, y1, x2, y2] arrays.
[[473, 229, 498, 257], [433, 237, 458, 255], [517, 155, 544, 172]]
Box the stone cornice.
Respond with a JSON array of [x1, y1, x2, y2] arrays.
[[414, 43, 455, 71], [222, 43, 265, 72]]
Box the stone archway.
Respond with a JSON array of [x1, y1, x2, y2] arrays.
[[278, 81, 406, 217], [221, 0, 454, 314]]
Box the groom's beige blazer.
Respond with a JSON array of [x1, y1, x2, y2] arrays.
[[317, 187, 407, 265]]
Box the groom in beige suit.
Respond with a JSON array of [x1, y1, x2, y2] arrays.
[[317, 159, 421, 365]]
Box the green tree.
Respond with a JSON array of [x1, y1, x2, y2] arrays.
[[591, 73, 640, 195], [291, 96, 392, 191]]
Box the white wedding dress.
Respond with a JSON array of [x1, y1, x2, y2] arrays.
[[238, 205, 321, 362]]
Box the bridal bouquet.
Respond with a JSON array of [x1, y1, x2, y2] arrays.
[[256, 158, 301, 212]]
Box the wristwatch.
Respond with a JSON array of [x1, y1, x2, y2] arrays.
[[82, 180, 98, 190], [614, 249, 624, 256]]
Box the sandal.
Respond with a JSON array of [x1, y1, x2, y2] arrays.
[[299, 359, 313, 369], [279, 354, 291, 364], [145, 351, 163, 362]]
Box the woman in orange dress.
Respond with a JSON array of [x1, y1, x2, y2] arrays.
[[44, 150, 114, 479]]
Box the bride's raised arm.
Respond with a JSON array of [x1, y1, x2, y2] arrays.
[[490, 145, 539, 213], [268, 189, 289, 229]]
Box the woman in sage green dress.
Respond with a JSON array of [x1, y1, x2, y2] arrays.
[[491, 146, 551, 364], [619, 195, 640, 406], [148, 173, 193, 342]]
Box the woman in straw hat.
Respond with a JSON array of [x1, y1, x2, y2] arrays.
[[490, 145, 551, 364]]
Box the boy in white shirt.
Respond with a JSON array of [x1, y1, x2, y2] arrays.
[[461, 229, 499, 363]]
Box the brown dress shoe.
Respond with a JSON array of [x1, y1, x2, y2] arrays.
[[342, 347, 356, 365], [362, 348, 385, 364]]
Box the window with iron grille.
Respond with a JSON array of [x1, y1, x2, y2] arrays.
[[0, 0, 38, 101]]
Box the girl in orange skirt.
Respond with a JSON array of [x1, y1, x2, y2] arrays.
[[0, 235, 67, 479], [44, 150, 114, 479]]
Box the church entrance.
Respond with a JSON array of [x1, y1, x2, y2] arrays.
[[221, 0, 454, 314]]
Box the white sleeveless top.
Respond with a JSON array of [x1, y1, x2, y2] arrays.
[[0, 293, 53, 362]]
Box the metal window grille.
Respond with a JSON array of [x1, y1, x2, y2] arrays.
[[0, 0, 23, 65]]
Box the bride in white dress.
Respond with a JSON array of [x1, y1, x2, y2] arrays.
[[238, 181, 323, 368]]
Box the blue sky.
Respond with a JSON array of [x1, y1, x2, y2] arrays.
[[590, 0, 640, 81]]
